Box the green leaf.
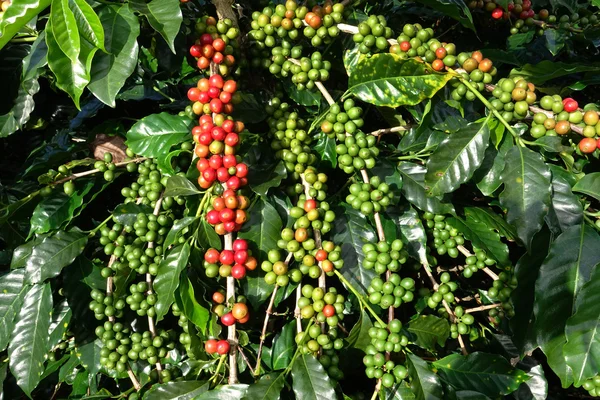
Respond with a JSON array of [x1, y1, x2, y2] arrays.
[[544, 29, 565, 56], [243, 372, 285, 400], [384, 382, 417, 399], [143, 380, 208, 400], [389, 206, 427, 262], [271, 319, 296, 370], [46, 18, 96, 108], [29, 192, 84, 235], [194, 220, 222, 250], [407, 354, 443, 400], [510, 61, 600, 85], [68, 0, 105, 51], [475, 133, 513, 196], [77, 339, 102, 377], [407, 315, 450, 351], [291, 354, 337, 400], [25, 230, 88, 284], [433, 352, 529, 397], [154, 242, 190, 322], [347, 309, 373, 352], [0, 77, 41, 137], [238, 197, 282, 261], [0, 0, 52, 51], [412, 0, 475, 31], [231, 93, 267, 124], [332, 204, 377, 295], [242, 272, 274, 310], [112, 202, 154, 226], [348, 55, 452, 107], [499, 146, 551, 250], [285, 82, 322, 107], [125, 113, 192, 158], [48, 298, 72, 349], [8, 283, 53, 397], [50, 0, 80, 62], [507, 31, 535, 50], [0, 269, 28, 351], [534, 224, 600, 387], [129, 0, 182, 53], [164, 216, 197, 249], [177, 275, 209, 335], [573, 172, 600, 202], [463, 207, 517, 241], [314, 132, 337, 168], [164, 175, 201, 197], [398, 162, 455, 215], [157, 149, 187, 177], [546, 170, 583, 234], [447, 215, 509, 266], [549, 0, 577, 13], [88, 4, 140, 107], [564, 267, 600, 385], [193, 385, 249, 400], [343, 45, 361, 76], [425, 119, 490, 196], [250, 161, 287, 197]]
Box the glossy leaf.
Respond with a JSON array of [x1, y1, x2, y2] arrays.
[[88, 4, 140, 107], [348, 55, 452, 107], [25, 230, 88, 284], [193, 219, 222, 251], [407, 315, 450, 351], [510, 231, 550, 354], [164, 216, 197, 249], [433, 352, 528, 397], [0, 77, 40, 137], [164, 175, 201, 197], [398, 162, 455, 215], [463, 207, 517, 241], [425, 119, 490, 196], [154, 243, 191, 322], [143, 380, 209, 400], [332, 203, 377, 295], [126, 113, 192, 158], [242, 272, 275, 310], [0, 269, 28, 351], [129, 0, 182, 53], [238, 197, 282, 261], [271, 319, 296, 370], [50, 0, 80, 61], [177, 275, 209, 335], [46, 19, 94, 108], [291, 354, 337, 400], [573, 172, 600, 202], [347, 309, 373, 352], [510, 61, 600, 85], [8, 283, 53, 397], [48, 298, 71, 349], [534, 224, 600, 386], [193, 385, 249, 399], [384, 383, 417, 399], [499, 145, 551, 250], [390, 206, 427, 262], [475, 133, 513, 196], [243, 372, 285, 400], [250, 161, 287, 197], [447, 215, 509, 266], [563, 267, 600, 385], [546, 169, 583, 234], [77, 339, 102, 377], [314, 133, 337, 168], [0, 0, 52, 50], [285, 81, 322, 107], [407, 354, 443, 400], [29, 192, 84, 234], [231, 93, 267, 124], [413, 0, 475, 30]]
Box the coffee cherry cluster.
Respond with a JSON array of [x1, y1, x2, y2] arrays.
[[96, 321, 133, 373], [204, 338, 230, 355], [346, 177, 393, 215], [205, 189, 250, 233], [188, 75, 239, 116], [317, 349, 344, 382], [367, 274, 415, 309], [336, 131, 379, 173], [191, 16, 238, 74], [422, 212, 465, 259], [363, 320, 409, 387], [362, 240, 408, 274], [450, 306, 475, 337], [448, 52, 496, 101], [290, 197, 335, 234], [203, 239, 257, 279], [426, 272, 457, 309], [120, 158, 182, 209], [302, 3, 344, 46], [352, 15, 394, 54], [321, 99, 365, 136], [262, 249, 298, 287], [487, 77, 536, 123], [462, 247, 496, 278], [220, 302, 250, 326], [583, 375, 600, 397], [126, 281, 156, 317], [286, 52, 333, 91], [89, 290, 125, 320], [487, 271, 517, 320]]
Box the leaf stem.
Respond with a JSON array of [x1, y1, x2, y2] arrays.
[[334, 270, 386, 327], [88, 214, 114, 236], [52, 157, 148, 186], [284, 318, 315, 376], [464, 303, 501, 313], [210, 354, 227, 384]]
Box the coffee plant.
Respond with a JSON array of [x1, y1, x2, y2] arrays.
[[1, 0, 600, 398]]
